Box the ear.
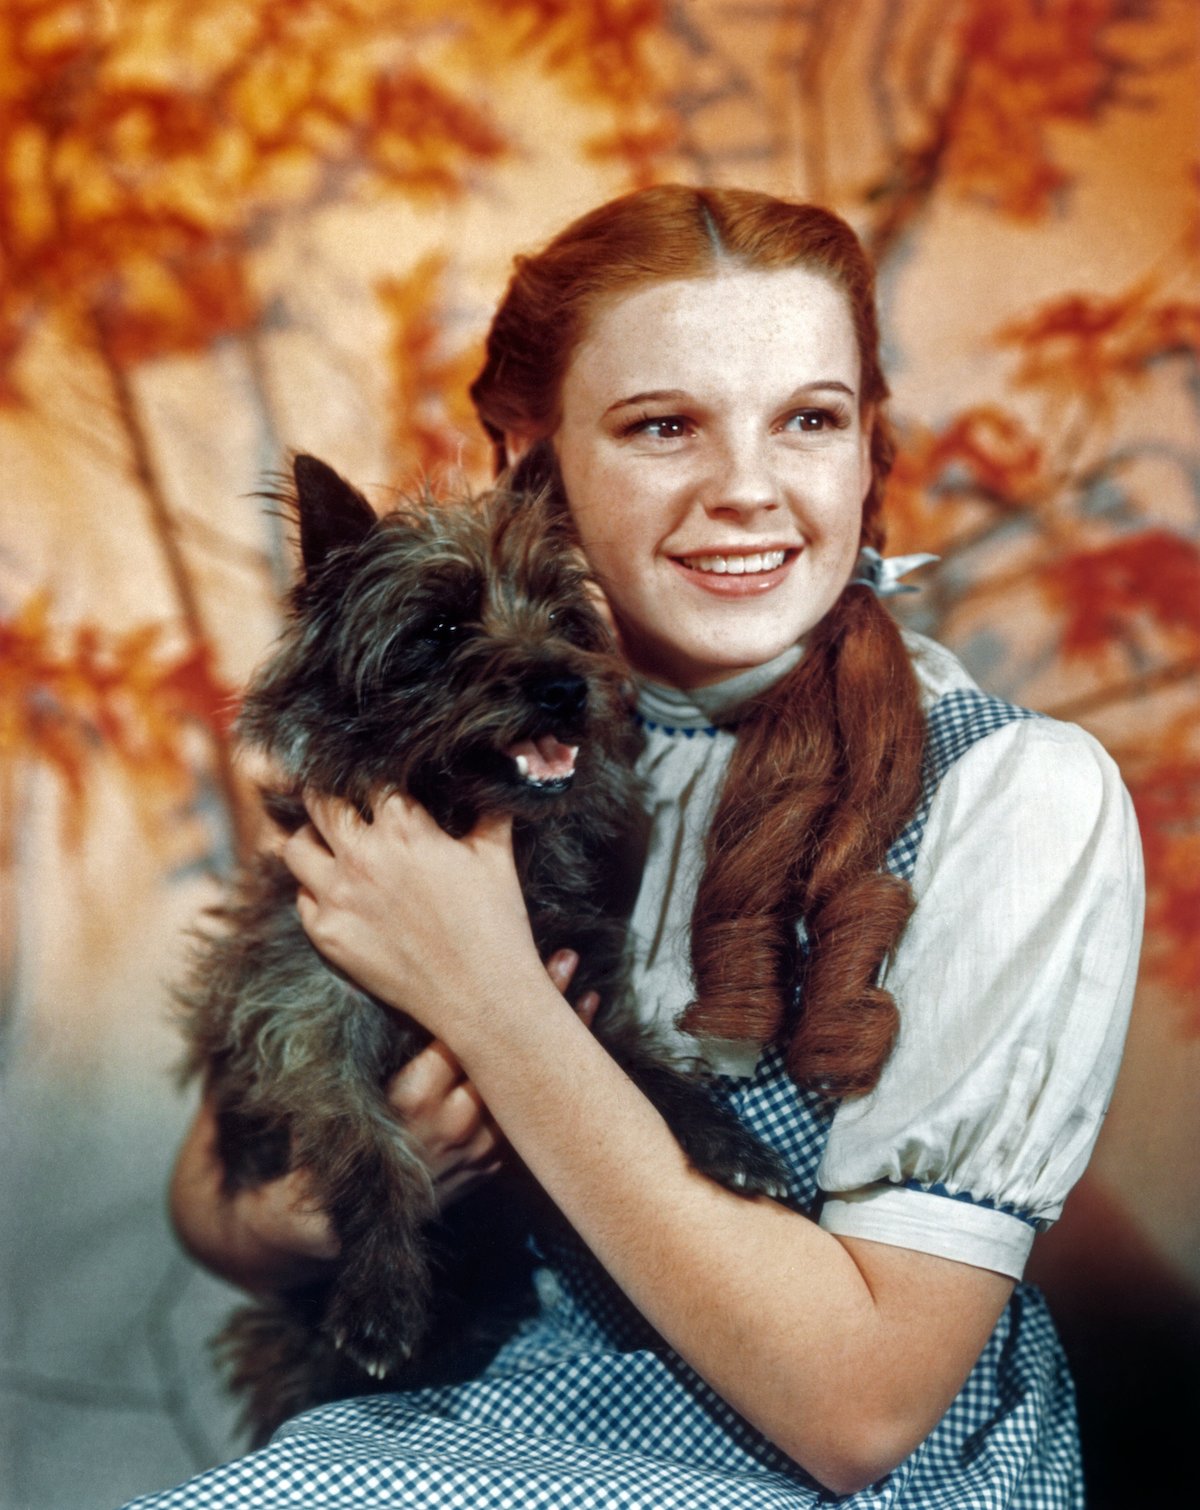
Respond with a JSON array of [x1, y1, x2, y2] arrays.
[[292, 454, 377, 575], [857, 404, 875, 504]]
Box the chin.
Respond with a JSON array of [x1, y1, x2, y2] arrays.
[[648, 638, 802, 691]]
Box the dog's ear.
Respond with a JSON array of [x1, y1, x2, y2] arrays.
[[292, 454, 377, 575]]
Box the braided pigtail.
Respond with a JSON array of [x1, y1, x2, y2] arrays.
[[682, 586, 925, 1097]]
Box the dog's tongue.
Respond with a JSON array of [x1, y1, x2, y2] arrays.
[[507, 734, 580, 785]]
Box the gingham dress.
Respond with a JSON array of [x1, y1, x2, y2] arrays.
[[121, 681, 1115, 1510]]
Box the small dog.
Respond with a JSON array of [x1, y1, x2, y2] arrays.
[[178, 455, 788, 1443]]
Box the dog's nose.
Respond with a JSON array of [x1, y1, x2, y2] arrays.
[[535, 672, 588, 719]]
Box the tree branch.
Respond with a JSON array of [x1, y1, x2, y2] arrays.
[[90, 312, 255, 864], [1042, 656, 1200, 721]]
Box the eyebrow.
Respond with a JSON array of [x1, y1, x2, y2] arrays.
[[602, 380, 858, 417], [603, 389, 690, 416]]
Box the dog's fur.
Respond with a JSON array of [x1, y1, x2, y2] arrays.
[[178, 455, 788, 1444]]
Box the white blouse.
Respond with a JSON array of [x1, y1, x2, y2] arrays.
[[628, 632, 1144, 1280]]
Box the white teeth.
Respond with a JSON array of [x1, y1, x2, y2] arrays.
[[689, 550, 785, 575], [509, 738, 580, 788]]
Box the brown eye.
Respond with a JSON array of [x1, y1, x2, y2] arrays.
[[620, 413, 693, 440], [646, 416, 689, 439], [785, 407, 848, 433]]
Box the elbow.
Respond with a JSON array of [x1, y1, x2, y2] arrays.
[[774, 1414, 922, 1500], [803, 1453, 900, 1501]]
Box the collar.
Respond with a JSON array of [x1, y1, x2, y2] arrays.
[[634, 643, 805, 731]]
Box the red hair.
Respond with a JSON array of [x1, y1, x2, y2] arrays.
[[472, 186, 925, 1096]]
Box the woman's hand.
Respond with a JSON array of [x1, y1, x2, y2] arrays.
[[169, 1095, 340, 1294], [281, 791, 546, 1047]]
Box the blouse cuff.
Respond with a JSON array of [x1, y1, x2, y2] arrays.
[[818, 1184, 1038, 1280]]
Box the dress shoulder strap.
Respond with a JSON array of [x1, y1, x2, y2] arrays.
[[884, 688, 1042, 884]]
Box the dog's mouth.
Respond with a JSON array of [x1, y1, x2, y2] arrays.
[[504, 734, 580, 792]]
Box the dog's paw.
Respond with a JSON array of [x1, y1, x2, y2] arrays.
[[629, 1061, 794, 1203], [326, 1315, 414, 1381], [323, 1289, 424, 1382], [724, 1159, 791, 1203], [330, 1327, 411, 1380], [681, 1123, 792, 1203]]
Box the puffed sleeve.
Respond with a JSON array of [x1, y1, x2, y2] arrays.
[[817, 716, 1144, 1279]]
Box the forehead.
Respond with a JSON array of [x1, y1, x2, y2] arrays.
[[564, 267, 859, 403]]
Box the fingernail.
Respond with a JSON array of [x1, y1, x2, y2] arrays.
[[551, 949, 578, 982]]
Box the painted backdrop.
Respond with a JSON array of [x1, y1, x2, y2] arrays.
[[2, 2, 1197, 1505]]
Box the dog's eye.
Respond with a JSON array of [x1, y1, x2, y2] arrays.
[[547, 606, 606, 650], [422, 617, 463, 647]]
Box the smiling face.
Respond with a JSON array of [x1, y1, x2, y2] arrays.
[[549, 267, 873, 690]]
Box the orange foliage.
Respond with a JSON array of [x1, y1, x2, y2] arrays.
[[504, 0, 676, 180], [0, 593, 236, 838], [1038, 531, 1200, 664], [378, 255, 491, 487], [942, 0, 1160, 218], [1128, 749, 1200, 1017], [482, 0, 675, 177], [485, 0, 665, 89], [885, 407, 1046, 555], [999, 278, 1200, 415], [586, 117, 681, 189], [341, 0, 681, 186], [0, 0, 683, 396], [0, 0, 1193, 1040], [0, 0, 507, 390]]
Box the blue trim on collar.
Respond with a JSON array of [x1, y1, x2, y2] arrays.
[[634, 715, 721, 738]]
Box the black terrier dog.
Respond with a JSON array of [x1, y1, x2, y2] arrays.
[[178, 455, 788, 1443]]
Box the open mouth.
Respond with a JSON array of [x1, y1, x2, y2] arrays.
[[677, 549, 791, 576], [504, 734, 581, 791]]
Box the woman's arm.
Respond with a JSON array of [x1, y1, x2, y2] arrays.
[[447, 972, 1012, 1495], [284, 795, 1014, 1497]]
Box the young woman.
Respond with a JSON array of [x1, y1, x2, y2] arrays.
[[129, 186, 1142, 1507]]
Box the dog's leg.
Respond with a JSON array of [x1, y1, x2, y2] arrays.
[[272, 1069, 444, 1382], [291, 1092, 440, 1379], [189, 900, 442, 1400], [207, 1079, 439, 1413]]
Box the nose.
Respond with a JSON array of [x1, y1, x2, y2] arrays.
[[704, 428, 781, 521], [535, 671, 588, 720]]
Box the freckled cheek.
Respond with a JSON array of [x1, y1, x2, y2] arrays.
[[570, 500, 640, 575], [570, 474, 676, 569], [800, 467, 868, 543]]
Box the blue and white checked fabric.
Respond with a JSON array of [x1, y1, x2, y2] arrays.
[[884, 689, 1042, 884], [120, 690, 1081, 1509]]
